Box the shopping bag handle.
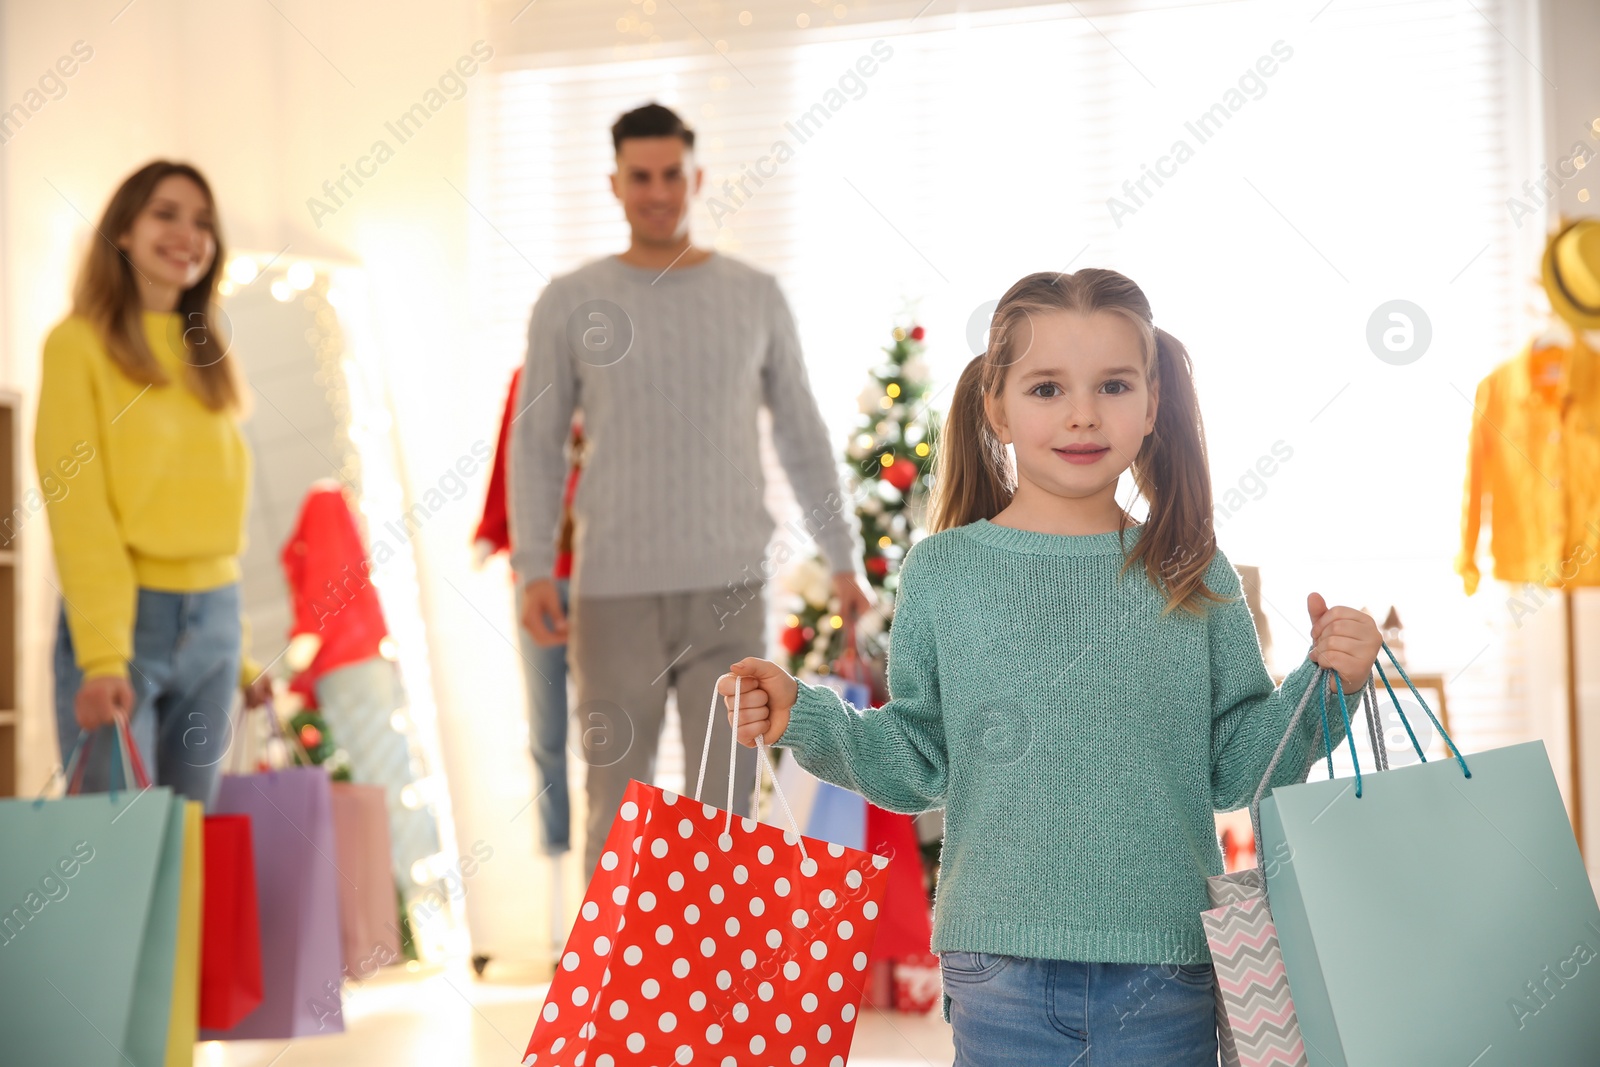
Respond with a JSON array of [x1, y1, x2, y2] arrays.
[[1310, 641, 1472, 799], [1371, 641, 1470, 779], [1248, 666, 1351, 872], [119, 716, 152, 788], [40, 717, 149, 806], [36, 730, 94, 805], [695, 675, 811, 864], [1248, 640, 1472, 872], [224, 696, 313, 776]]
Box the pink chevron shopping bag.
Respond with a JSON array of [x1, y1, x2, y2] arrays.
[[522, 680, 891, 1066], [1201, 867, 1304, 1067], [1200, 670, 1371, 1067]]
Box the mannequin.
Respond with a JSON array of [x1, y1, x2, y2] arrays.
[[280, 481, 443, 915]]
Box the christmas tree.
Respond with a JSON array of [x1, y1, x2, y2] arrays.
[[777, 318, 948, 938], [779, 322, 939, 683], [286, 705, 353, 782]]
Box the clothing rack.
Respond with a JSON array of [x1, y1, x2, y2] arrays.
[[1563, 590, 1583, 856]]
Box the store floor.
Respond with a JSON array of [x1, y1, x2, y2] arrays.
[[198, 960, 955, 1067]]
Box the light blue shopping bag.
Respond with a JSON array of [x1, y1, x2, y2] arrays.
[[1259, 643, 1600, 1066], [0, 725, 184, 1067]]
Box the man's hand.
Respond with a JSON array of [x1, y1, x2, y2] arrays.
[[832, 572, 874, 630], [1307, 592, 1381, 697], [75, 675, 134, 732], [521, 577, 569, 646], [718, 659, 800, 748]]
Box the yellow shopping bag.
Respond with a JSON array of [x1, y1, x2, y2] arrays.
[[165, 801, 203, 1067]]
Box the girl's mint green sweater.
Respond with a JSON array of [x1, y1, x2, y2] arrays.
[[776, 518, 1349, 970]]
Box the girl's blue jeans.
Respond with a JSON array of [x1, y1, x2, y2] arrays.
[[53, 584, 242, 806], [941, 952, 1220, 1066]]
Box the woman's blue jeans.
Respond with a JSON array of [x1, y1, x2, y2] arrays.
[[941, 952, 1220, 1065], [53, 584, 242, 806], [514, 577, 571, 856]]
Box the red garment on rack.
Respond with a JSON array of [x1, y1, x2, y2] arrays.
[[280, 482, 390, 700], [474, 367, 581, 580]]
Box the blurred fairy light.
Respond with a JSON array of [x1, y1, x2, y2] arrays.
[[390, 709, 410, 732], [312, 265, 459, 953], [269, 279, 293, 302], [287, 261, 316, 291], [225, 256, 258, 285]]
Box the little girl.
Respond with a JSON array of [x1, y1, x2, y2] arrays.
[[718, 268, 1381, 1064]]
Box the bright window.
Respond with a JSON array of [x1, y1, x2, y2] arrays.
[[471, 0, 1548, 753]]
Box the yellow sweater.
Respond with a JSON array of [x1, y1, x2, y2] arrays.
[[37, 312, 252, 680]]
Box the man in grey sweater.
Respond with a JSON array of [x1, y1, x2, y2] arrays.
[[509, 103, 871, 879]]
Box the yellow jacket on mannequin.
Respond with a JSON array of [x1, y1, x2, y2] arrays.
[[1456, 333, 1600, 595]]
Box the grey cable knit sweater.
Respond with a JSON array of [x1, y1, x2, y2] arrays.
[[508, 251, 864, 599]]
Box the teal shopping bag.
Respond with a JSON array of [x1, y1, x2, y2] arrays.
[[1259, 646, 1600, 1067], [0, 725, 184, 1067]]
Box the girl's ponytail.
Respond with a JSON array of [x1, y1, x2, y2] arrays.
[[1125, 326, 1227, 617], [928, 353, 1013, 533]]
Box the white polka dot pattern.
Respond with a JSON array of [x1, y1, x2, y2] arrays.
[[522, 780, 889, 1066]]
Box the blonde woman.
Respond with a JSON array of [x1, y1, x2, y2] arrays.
[[39, 160, 267, 804]]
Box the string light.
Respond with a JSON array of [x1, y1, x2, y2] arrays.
[[225, 257, 258, 285]]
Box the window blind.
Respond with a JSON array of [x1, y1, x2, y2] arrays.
[[468, 0, 1546, 754]]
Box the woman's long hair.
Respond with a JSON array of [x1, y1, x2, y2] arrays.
[[930, 268, 1227, 616], [72, 160, 241, 412]]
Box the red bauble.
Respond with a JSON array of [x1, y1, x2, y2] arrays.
[[881, 459, 917, 492], [866, 556, 889, 578], [909, 325, 925, 341], [300, 723, 323, 748], [780, 625, 808, 655]]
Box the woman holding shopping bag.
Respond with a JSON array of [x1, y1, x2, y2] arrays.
[[720, 268, 1383, 1064], [39, 159, 268, 804]]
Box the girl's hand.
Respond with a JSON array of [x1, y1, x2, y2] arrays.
[[1306, 592, 1381, 696], [718, 659, 799, 747]]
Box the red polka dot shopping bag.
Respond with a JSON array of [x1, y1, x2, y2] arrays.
[[522, 679, 891, 1066]]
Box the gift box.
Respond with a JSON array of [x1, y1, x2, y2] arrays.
[[890, 951, 940, 1015]]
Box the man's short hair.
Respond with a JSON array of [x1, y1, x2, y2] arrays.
[[612, 102, 695, 155]]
